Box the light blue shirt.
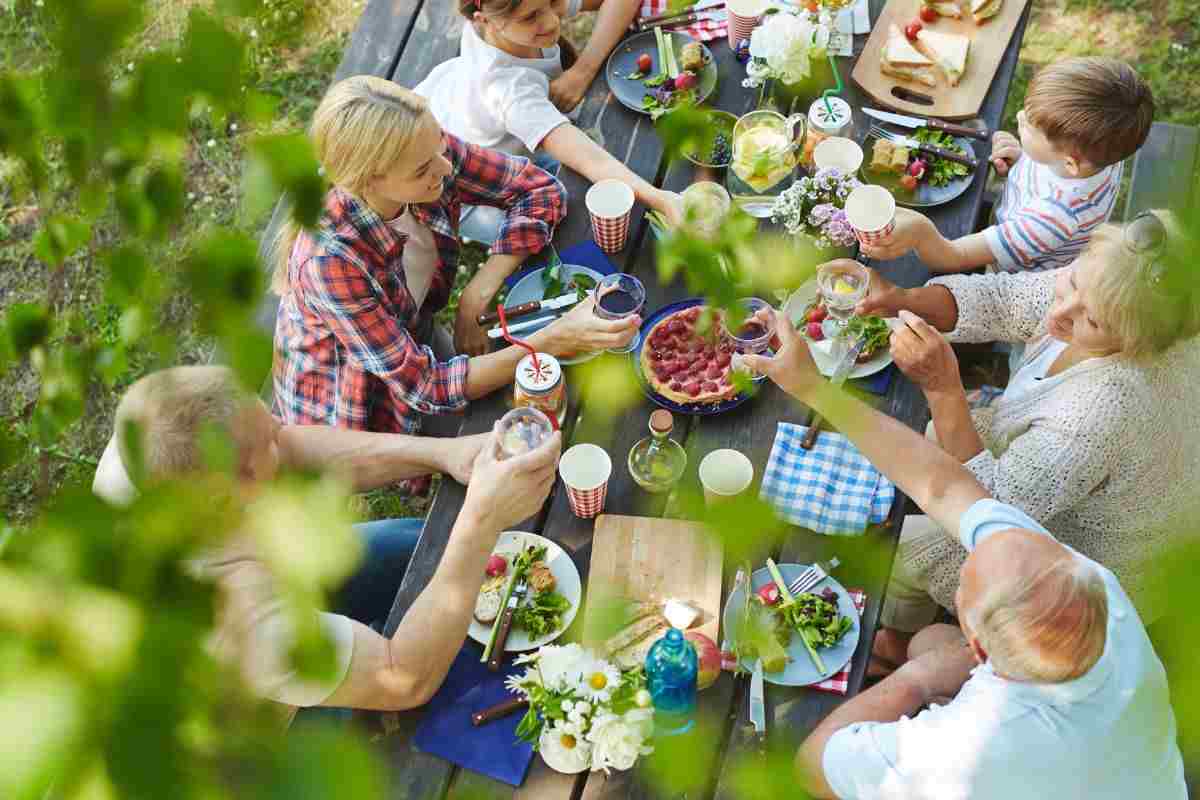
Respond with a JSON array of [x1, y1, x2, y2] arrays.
[[823, 499, 1187, 800]]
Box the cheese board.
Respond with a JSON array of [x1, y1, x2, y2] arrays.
[[851, 0, 1031, 120]]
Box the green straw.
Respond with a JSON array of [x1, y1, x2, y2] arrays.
[[822, 53, 844, 118]]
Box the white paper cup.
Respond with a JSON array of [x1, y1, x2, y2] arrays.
[[844, 184, 897, 245], [813, 137, 865, 175], [585, 180, 635, 253], [698, 449, 754, 507], [559, 443, 613, 518], [726, 0, 769, 48]]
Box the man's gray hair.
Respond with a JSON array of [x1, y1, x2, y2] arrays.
[[964, 555, 1108, 683]]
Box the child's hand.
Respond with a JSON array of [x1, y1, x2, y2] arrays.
[[990, 130, 1021, 176], [860, 208, 933, 261]]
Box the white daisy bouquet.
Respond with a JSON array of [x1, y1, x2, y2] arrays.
[[506, 643, 654, 774], [771, 167, 862, 249]]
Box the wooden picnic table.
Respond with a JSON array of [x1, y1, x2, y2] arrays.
[[334, 2, 1031, 797]]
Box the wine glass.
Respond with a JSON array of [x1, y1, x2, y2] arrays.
[[722, 297, 775, 379], [592, 273, 646, 354], [816, 260, 869, 357]]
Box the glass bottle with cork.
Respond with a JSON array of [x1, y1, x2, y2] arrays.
[[628, 409, 687, 493]]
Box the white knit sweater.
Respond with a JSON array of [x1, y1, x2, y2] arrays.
[[911, 269, 1200, 623]]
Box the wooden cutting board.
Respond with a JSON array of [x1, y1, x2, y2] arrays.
[[582, 514, 724, 651], [851, 0, 1030, 120]]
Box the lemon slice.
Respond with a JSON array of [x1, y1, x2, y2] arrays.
[[832, 278, 859, 295]]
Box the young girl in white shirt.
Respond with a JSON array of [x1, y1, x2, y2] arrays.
[[416, 0, 681, 243]]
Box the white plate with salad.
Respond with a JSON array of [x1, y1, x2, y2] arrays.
[[782, 281, 900, 380], [470, 531, 582, 654], [722, 562, 860, 687]]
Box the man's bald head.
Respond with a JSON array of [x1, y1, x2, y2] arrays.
[[958, 529, 1108, 683]]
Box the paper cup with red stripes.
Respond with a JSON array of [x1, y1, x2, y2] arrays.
[[586, 179, 635, 254], [559, 443, 612, 519], [844, 184, 897, 246], [726, 0, 769, 48]]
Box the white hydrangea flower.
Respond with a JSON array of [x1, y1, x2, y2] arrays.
[[586, 709, 655, 774], [746, 11, 831, 85]]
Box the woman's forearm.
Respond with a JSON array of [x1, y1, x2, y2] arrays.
[[925, 389, 986, 463]]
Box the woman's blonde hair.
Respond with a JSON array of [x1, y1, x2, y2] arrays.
[[270, 76, 432, 295], [1083, 213, 1200, 359]]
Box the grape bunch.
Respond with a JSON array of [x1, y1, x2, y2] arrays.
[[708, 132, 731, 165]]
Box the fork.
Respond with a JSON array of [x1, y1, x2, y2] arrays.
[[788, 557, 840, 597], [870, 125, 978, 170]]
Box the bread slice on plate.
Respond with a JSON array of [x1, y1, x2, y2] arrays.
[[922, 0, 963, 18], [917, 29, 970, 86], [880, 24, 936, 87], [474, 588, 503, 625], [971, 0, 1002, 23]]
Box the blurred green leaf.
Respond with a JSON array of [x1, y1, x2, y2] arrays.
[[179, 11, 245, 109], [182, 230, 263, 324], [33, 216, 92, 267], [5, 303, 51, 356], [245, 133, 325, 227]]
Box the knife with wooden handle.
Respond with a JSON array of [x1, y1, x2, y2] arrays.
[[471, 697, 530, 727], [487, 578, 527, 672]]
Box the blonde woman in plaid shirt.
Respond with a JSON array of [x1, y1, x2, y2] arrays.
[[271, 77, 637, 447]]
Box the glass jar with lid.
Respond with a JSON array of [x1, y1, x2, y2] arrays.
[[513, 353, 567, 427], [803, 96, 853, 166]]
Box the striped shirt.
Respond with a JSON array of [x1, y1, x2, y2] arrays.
[[984, 153, 1122, 272]]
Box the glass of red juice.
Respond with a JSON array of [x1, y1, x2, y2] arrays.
[[722, 297, 775, 377], [593, 273, 646, 354]]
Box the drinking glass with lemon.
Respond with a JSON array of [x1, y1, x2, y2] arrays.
[[816, 260, 869, 340]]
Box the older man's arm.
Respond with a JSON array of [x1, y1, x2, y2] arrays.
[[318, 430, 561, 710]]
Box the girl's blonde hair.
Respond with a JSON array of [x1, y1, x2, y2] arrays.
[[1083, 214, 1200, 359], [270, 75, 432, 295]]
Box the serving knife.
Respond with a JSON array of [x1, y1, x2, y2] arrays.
[[862, 107, 990, 141], [749, 657, 766, 743], [477, 292, 581, 326], [487, 578, 528, 672]]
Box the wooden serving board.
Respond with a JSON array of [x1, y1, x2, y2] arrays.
[[582, 514, 724, 651], [851, 0, 1030, 120]]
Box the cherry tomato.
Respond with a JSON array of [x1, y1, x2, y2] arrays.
[[919, 5, 938, 22], [900, 174, 919, 192], [904, 20, 922, 40], [637, 53, 653, 74], [756, 583, 781, 606]]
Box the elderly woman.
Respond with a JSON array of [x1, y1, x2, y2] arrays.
[[850, 212, 1200, 671]]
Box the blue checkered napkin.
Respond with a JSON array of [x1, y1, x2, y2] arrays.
[[759, 423, 896, 536]]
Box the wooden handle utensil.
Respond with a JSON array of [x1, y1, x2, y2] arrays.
[[471, 697, 530, 727]]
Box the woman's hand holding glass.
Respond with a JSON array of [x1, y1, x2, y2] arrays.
[[537, 296, 640, 358]]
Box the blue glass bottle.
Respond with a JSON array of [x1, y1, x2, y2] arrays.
[[645, 628, 697, 735]]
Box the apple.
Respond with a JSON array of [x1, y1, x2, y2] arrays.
[[904, 20, 922, 40], [637, 53, 652, 74], [685, 631, 722, 690]]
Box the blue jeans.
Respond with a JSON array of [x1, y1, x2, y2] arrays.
[[332, 517, 423, 630], [459, 152, 562, 246]]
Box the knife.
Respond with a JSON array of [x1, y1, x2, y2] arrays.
[[863, 107, 989, 141], [486, 313, 557, 340], [487, 578, 527, 672], [477, 292, 581, 326], [750, 657, 766, 742], [471, 697, 530, 727], [882, 132, 979, 170], [803, 336, 867, 450]]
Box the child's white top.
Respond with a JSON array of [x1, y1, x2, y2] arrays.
[[984, 153, 1122, 272], [415, 0, 584, 158]]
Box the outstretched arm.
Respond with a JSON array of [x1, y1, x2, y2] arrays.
[[549, 0, 641, 112]]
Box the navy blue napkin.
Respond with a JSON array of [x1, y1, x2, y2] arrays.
[[413, 643, 535, 787], [853, 364, 894, 396], [503, 240, 618, 290]]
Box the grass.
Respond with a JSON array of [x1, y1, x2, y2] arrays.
[[2, 0, 1197, 525]]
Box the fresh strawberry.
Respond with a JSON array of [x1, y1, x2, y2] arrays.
[[900, 174, 919, 192], [805, 321, 825, 340], [904, 20, 922, 40], [637, 53, 652, 74], [806, 304, 828, 323], [919, 5, 937, 22]]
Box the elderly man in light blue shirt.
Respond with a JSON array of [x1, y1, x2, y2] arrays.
[[743, 309, 1188, 800]]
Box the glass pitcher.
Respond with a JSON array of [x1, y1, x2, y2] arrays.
[[727, 109, 807, 219]]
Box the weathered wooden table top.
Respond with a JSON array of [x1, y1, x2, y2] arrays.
[[326, 2, 1030, 797]]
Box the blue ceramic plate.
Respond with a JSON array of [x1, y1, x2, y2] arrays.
[[629, 297, 760, 416], [605, 30, 718, 116], [722, 564, 861, 687], [505, 265, 605, 366], [859, 130, 977, 209]]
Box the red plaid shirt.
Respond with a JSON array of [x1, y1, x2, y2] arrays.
[[272, 133, 566, 436]]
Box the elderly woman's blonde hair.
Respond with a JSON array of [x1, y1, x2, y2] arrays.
[[964, 555, 1108, 683], [270, 76, 432, 295], [1083, 212, 1200, 359]]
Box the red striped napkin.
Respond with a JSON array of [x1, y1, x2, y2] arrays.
[[638, 0, 728, 42], [720, 588, 866, 696]]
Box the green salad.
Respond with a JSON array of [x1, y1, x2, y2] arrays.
[[912, 128, 971, 188], [843, 314, 891, 361]]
